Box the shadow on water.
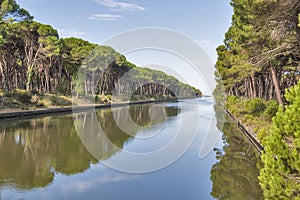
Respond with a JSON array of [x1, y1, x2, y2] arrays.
[[210, 104, 263, 200], [0, 104, 180, 190]]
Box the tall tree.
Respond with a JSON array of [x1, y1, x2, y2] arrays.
[[215, 0, 300, 104]]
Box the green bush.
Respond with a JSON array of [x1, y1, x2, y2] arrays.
[[246, 98, 266, 113], [244, 114, 254, 121], [259, 82, 300, 199], [3, 91, 13, 98], [106, 95, 112, 100], [94, 95, 111, 104], [13, 89, 32, 104], [36, 102, 45, 107], [263, 100, 278, 118], [95, 95, 99, 102], [257, 127, 269, 143], [49, 95, 71, 106], [226, 95, 240, 105], [225, 96, 241, 111]]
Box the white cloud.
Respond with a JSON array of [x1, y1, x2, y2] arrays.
[[93, 0, 145, 11], [60, 173, 139, 193], [88, 14, 122, 21], [58, 29, 86, 38]]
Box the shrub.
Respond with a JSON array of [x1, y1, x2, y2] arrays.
[[244, 114, 254, 121], [259, 82, 300, 199], [226, 95, 240, 105], [95, 95, 99, 102], [106, 95, 112, 100], [49, 95, 71, 106], [263, 100, 278, 118], [257, 127, 269, 144], [14, 89, 32, 104], [246, 98, 266, 113], [3, 91, 13, 98], [130, 95, 138, 101], [36, 102, 45, 107], [94, 95, 108, 104]]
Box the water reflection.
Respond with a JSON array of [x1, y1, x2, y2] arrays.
[[0, 104, 180, 190], [210, 105, 263, 199]]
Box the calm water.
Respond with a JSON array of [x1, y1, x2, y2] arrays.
[[0, 97, 263, 200]]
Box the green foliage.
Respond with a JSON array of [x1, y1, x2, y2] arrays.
[[94, 95, 111, 104], [0, 0, 32, 21], [0, 0, 202, 106], [259, 82, 300, 199], [263, 100, 278, 118], [192, 87, 202, 97], [257, 127, 269, 144], [49, 95, 71, 106], [225, 95, 274, 143], [37, 23, 58, 38], [130, 67, 197, 98], [246, 98, 266, 114], [60, 37, 96, 81], [10, 89, 32, 104], [226, 95, 240, 105], [214, 0, 299, 103], [0, 116, 99, 189], [225, 95, 243, 113], [244, 113, 254, 121]]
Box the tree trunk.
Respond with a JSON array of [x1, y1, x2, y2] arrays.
[[92, 71, 95, 95], [270, 65, 284, 106], [251, 75, 257, 98]]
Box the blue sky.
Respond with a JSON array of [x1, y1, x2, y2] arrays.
[[16, 0, 233, 93]]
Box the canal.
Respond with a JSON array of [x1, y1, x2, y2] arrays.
[[0, 97, 263, 199]]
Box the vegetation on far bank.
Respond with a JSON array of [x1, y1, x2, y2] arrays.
[[0, 89, 72, 110], [0, 0, 201, 111], [0, 89, 192, 111]]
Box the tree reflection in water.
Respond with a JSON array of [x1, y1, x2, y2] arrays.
[[210, 105, 263, 200], [0, 104, 180, 190]]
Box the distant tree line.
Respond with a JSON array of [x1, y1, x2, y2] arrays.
[[0, 0, 201, 99]]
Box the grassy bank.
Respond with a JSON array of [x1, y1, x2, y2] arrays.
[[0, 90, 73, 110], [0, 89, 184, 111], [225, 96, 278, 143], [0, 90, 183, 120]]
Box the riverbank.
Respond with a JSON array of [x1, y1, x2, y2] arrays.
[[0, 89, 190, 119], [225, 108, 264, 154], [220, 96, 279, 155], [0, 98, 181, 120]]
